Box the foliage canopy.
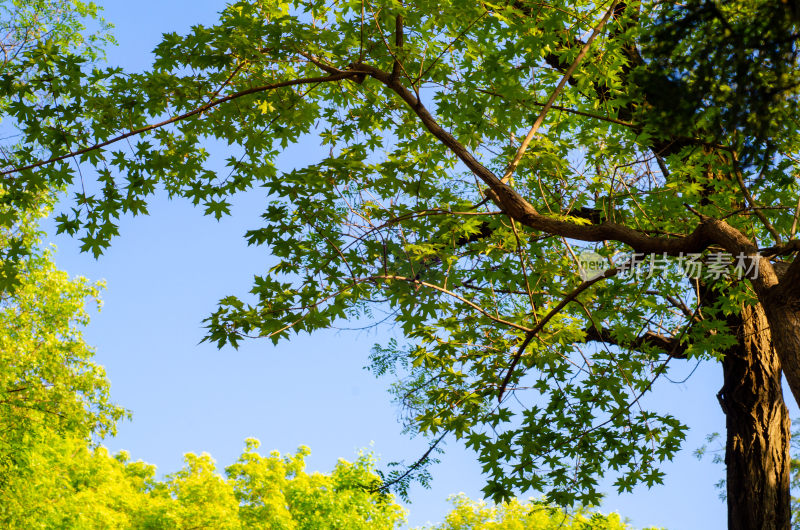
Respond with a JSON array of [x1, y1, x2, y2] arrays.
[[2, 0, 800, 511]]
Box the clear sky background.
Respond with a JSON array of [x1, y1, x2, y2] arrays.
[[40, 1, 798, 528]]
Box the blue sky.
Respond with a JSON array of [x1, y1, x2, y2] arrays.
[[40, 1, 795, 528]]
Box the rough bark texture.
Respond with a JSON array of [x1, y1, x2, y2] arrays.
[[762, 283, 800, 412], [719, 303, 791, 530]]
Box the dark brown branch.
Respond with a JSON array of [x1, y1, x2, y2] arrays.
[[454, 221, 494, 246], [781, 259, 800, 298], [391, 13, 403, 79], [582, 325, 688, 359], [1, 386, 29, 394], [337, 60, 761, 263], [645, 290, 698, 322], [761, 240, 800, 258]]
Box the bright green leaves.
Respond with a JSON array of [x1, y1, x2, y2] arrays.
[[0, 228, 128, 521], [0, 247, 126, 443], [227, 440, 405, 530], [1, 436, 406, 529], [204, 198, 232, 220], [0, 0, 328, 261], [0, 0, 114, 283]]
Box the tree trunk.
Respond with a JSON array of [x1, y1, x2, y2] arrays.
[[719, 302, 791, 530], [762, 295, 800, 412]]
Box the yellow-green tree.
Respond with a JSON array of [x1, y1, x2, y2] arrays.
[[418, 494, 660, 530], [226, 439, 405, 530], [2, 436, 407, 529], [0, 244, 126, 524]]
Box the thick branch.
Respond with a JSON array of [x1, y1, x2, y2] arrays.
[[342, 61, 763, 263], [780, 259, 800, 298], [391, 13, 403, 79], [761, 240, 800, 258], [582, 325, 688, 359]]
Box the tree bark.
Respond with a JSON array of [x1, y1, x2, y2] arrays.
[[762, 281, 800, 413], [719, 302, 791, 530]]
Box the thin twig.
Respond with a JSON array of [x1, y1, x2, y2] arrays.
[[2, 72, 355, 176], [731, 152, 781, 244], [369, 274, 533, 332], [497, 264, 619, 401]]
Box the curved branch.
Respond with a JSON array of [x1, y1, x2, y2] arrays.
[[371, 431, 447, 494], [347, 61, 765, 266], [1, 72, 356, 177], [502, 0, 620, 182]]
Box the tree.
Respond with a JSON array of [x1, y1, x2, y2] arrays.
[[2, 0, 799, 527], [125, 441, 407, 529], [0, 204, 130, 523], [700, 418, 800, 530], [7, 431, 660, 530], [0, 241, 125, 466], [0, 247, 403, 528], [419, 494, 658, 530], [0, 192, 127, 521], [224, 440, 404, 529], [2, 436, 407, 529]]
